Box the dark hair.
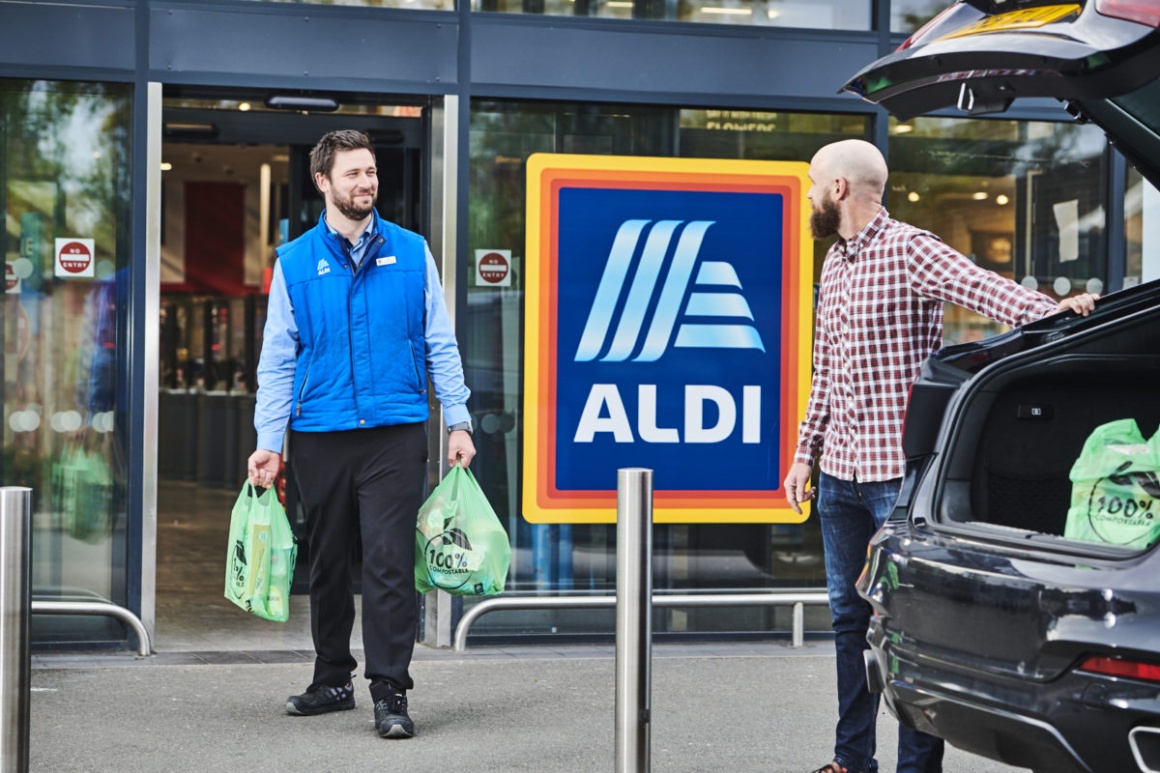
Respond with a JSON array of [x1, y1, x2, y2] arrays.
[[309, 130, 375, 191]]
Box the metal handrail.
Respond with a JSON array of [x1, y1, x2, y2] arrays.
[[453, 590, 829, 652], [31, 600, 152, 657]]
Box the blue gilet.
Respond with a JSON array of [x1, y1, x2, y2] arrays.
[[277, 213, 429, 433]]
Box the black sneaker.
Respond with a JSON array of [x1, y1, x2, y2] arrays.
[[285, 680, 356, 716], [373, 688, 414, 739]]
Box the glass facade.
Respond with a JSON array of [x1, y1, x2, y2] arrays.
[[887, 115, 1109, 344], [1126, 167, 1160, 288], [890, 0, 948, 33], [474, 0, 871, 28], [1, 79, 133, 644], [0, 0, 1145, 650], [461, 104, 1115, 638], [465, 100, 868, 637], [235, 0, 454, 9], [222, 0, 874, 25]]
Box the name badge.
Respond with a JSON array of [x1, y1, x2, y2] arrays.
[[376, 255, 397, 266]]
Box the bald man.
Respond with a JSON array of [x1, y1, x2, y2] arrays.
[[785, 140, 1097, 773]]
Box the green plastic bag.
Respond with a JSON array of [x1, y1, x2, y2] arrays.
[[415, 466, 511, 596], [224, 483, 297, 622], [1065, 418, 1160, 549], [52, 445, 113, 544]]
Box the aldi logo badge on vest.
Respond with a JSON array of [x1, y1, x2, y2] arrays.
[[524, 154, 814, 524]]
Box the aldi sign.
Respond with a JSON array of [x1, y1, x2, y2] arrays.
[[523, 154, 814, 524]]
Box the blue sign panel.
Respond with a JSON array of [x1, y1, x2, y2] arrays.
[[555, 187, 783, 492]]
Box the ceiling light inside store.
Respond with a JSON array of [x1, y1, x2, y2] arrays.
[[702, 6, 752, 14], [972, 191, 989, 200], [606, 2, 633, 7], [908, 191, 920, 202], [164, 122, 218, 138], [893, 123, 914, 134], [996, 194, 1010, 205], [266, 95, 340, 112], [768, 9, 780, 18], [160, 162, 172, 171]]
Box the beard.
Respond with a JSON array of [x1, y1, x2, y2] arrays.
[[332, 187, 377, 221], [810, 195, 841, 240]]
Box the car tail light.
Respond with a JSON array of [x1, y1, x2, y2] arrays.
[[1078, 655, 1160, 683], [1095, 0, 1160, 27]]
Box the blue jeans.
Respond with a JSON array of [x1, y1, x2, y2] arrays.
[[818, 472, 944, 773]]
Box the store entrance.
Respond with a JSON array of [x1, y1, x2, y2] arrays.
[[154, 93, 427, 650]]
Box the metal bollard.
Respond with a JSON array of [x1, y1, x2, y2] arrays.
[[615, 468, 653, 773], [0, 488, 31, 773]]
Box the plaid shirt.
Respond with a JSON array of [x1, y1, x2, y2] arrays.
[[793, 208, 1059, 482]]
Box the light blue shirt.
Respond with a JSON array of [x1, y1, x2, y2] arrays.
[[340, 219, 377, 268], [254, 217, 471, 452]]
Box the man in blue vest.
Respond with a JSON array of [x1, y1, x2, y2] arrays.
[[247, 129, 475, 740]]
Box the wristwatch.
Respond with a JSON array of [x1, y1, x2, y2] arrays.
[[447, 421, 473, 434]]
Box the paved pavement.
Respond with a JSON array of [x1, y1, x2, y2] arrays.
[[29, 639, 1028, 773]]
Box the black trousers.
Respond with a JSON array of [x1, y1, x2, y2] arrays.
[[291, 422, 428, 695]]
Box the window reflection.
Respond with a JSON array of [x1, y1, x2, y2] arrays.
[[467, 100, 867, 638], [1125, 167, 1160, 288], [680, 108, 871, 275], [234, 0, 454, 9], [2, 79, 132, 644], [475, 0, 871, 28], [890, 0, 948, 33], [888, 115, 1109, 344]]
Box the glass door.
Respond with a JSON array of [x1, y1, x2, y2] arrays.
[[1, 79, 134, 645], [154, 92, 426, 648]]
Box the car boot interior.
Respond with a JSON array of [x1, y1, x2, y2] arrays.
[[938, 311, 1160, 540]]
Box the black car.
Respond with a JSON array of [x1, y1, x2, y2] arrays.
[[841, 2, 1160, 772]]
